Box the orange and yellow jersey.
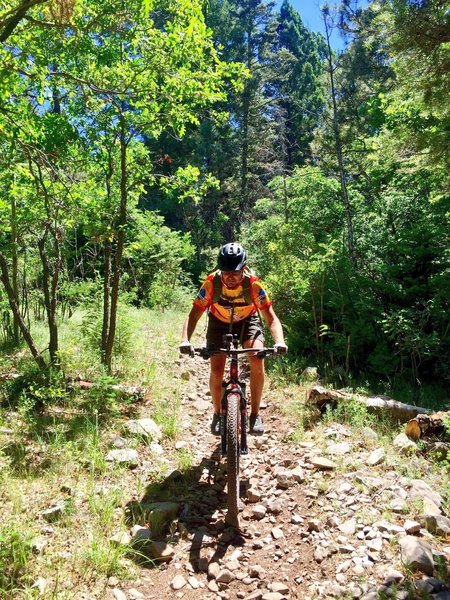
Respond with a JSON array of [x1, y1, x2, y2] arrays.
[[193, 272, 272, 324]]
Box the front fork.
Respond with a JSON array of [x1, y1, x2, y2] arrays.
[[220, 383, 248, 456]]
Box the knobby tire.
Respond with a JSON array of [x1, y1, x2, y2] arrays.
[[225, 392, 240, 528]]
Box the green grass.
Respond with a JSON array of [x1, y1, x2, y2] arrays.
[[0, 306, 187, 597], [0, 523, 35, 597]]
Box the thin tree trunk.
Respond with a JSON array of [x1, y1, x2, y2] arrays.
[[0, 252, 47, 370], [104, 112, 127, 371], [239, 28, 252, 226], [11, 193, 20, 344], [38, 236, 60, 366], [323, 11, 355, 265], [101, 239, 112, 363]]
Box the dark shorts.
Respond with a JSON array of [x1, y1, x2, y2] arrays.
[[206, 313, 265, 349]]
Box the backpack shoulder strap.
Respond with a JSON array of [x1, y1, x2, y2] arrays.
[[242, 268, 258, 305], [211, 270, 222, 303]]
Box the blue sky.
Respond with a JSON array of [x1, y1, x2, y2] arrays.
[[275, 0, 367, 50]]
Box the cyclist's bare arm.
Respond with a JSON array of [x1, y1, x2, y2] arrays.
[[260, 305, 285, 345], [181, 305, 205, 341]]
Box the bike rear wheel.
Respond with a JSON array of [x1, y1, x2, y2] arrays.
[[225, 392, 240, 527]]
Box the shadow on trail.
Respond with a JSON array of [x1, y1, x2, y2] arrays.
[[124, 442, 249, 571]]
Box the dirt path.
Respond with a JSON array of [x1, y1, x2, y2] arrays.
[[110, 354, 450, 600]]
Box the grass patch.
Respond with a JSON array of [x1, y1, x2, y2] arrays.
[[0, 524, 35, 597]]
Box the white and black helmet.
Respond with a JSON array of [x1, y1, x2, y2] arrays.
[[217, 243, 247, 271]]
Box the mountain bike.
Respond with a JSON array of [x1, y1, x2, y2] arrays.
[[195, 333, 276, 528]]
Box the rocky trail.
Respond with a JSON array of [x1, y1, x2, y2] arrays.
[[105, 354, 450, 600]]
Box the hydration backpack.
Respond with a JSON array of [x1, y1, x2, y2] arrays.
[[211, 268, 256, 306]]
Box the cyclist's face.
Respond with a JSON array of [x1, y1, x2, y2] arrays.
[[221, 269, 244, 288]]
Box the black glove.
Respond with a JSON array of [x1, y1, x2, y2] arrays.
[[179, 340, 195, 357], [274, 342, 288, 356]]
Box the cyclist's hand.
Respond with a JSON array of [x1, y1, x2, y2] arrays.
[[179, 340, 195, 357], [274, 342, 288, 356]]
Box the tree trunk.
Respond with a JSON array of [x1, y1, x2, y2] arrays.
[[239, 28, 252, 226], [11, 193, 20, 344], [101, 239, 112, 362], [38, 237, 60, 366], [323, 11, 355, 265], [0, 252, 47, 370], [104, 112, 127, 372]]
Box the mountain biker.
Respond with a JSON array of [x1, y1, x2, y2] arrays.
[[179, 242, 287, 435]]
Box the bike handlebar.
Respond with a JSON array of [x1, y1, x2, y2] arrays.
[[194, 347, 277, 359]]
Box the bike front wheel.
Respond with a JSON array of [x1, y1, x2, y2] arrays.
[[225, 391, 240, 528]]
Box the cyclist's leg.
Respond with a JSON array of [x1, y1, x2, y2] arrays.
[[241, 314, 265, 414], [210, 353, 227, 413], [244, 337, 265, 415], [206, 314, 227, 414]]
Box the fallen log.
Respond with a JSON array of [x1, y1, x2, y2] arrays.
[[307, 385, 432, 423], [405, 412, 449, 441]]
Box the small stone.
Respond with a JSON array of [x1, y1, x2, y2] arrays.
[[262, 594, 286, 600], [409, 480, 443, 508], [390, 498, 408, 513], [339, 519, 357, 536], [399, 536, 434, 575], [291, 514, 303, 524], [208, 562, 221, 579], [216, 569, 234, 584], [171, 575, 187, 590], [131, 526, 152, 547], [110, 531, 131, 546], [366, 538, 382, 552], [266, 498, 286, 514], [290, 466, 305, 483], [309, 456, 336, 470], [423, 497, 442, 515], [271, 583, 289, 594], [327, 441, 351, 455], [367, 448, 385, 466], [188, 576, 200, 589], [105, 449, 139, 466], [244, 592, 263, 600], [41, 500, 65, 522], [248, 564, 265, 579], [383, 570, 404, 585], [112, 590, 127, 600], [271, 527, 284, 540], [307, 519, 321, 532], [150, 541, 175, 562], [251, 505, 267, 520], [393, 433, 417, 451], [421, 514, 450, 536], [123, 418, 162, 441], [246, 488, 262, 503], [403, 520, 421, 534], [361, 427, 378, 442]]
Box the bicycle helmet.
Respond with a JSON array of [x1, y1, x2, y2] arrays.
[[217, 243, 247, 271]]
